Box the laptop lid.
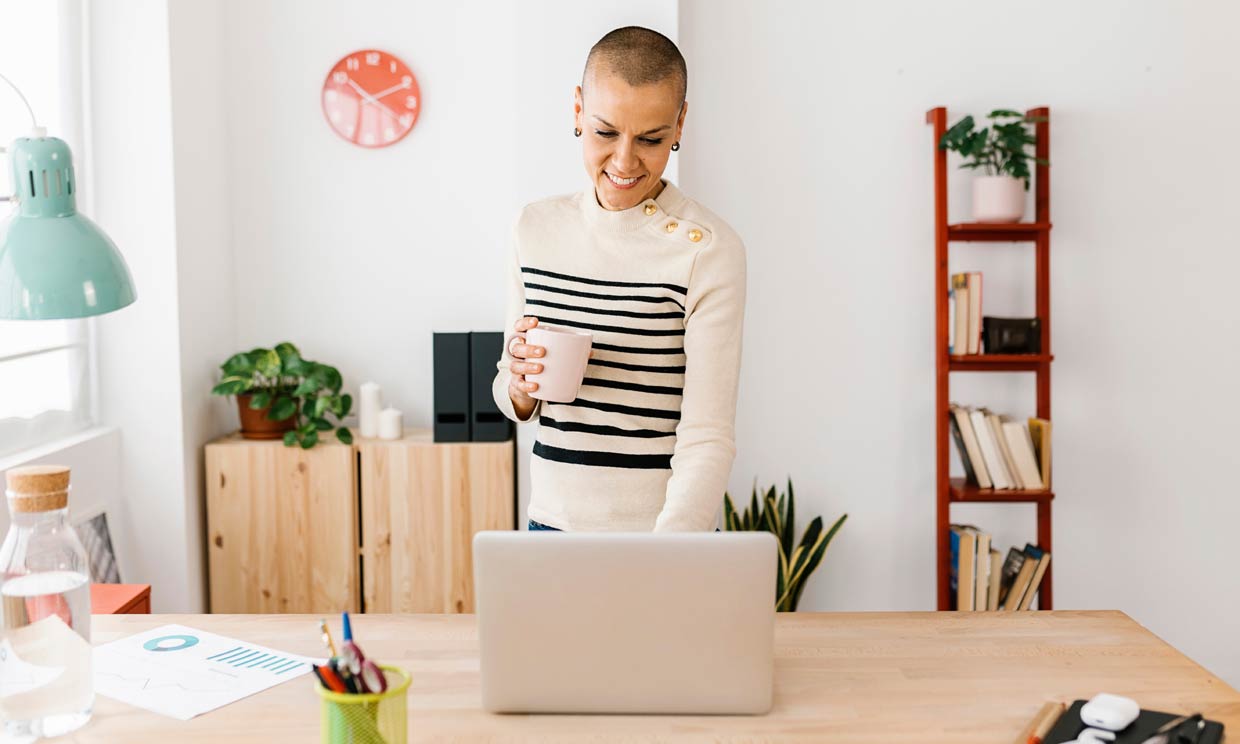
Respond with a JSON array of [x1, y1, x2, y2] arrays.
[[473, 531, 777, 714]]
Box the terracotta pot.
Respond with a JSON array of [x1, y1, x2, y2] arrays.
[[971, 175, 1026, 223], [236, 393, 296, 440]]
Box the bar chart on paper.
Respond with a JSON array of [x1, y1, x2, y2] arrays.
[[94, 624, 321, 720]]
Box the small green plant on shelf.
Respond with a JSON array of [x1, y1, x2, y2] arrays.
[[211, 342, 353, 448], [937, 109, 1049, 190], [724, 478, 847, 612]]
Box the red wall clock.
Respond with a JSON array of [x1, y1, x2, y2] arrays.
[[321, 49, 421, 148]]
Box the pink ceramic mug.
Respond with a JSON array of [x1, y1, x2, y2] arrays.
[[523, 324, 593, 403]]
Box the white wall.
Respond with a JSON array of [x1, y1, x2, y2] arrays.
[[87, 0, 235, 612], [218, 0, 677, 526], [679, 0, 1240, 685], [88, 0, 194, 611]]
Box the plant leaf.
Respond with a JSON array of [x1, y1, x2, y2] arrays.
[[312, 395, 331, 419], [783, 478, 797, 558], [248, 391, 272, 410], [300, 430, 318, 449], [211, 377, 250, 396], [254, 349, 281, 379], [314, 417, 332, 431], [336, 427, 353, 445], [283, 430, 298, 447], [221, 352, 256, 377], [268, 395, 297, 421]]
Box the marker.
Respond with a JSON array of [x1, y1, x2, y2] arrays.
[[342, 611, 353, 642]]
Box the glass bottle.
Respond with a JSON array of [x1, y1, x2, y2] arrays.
[[0, 464, 94, 738]]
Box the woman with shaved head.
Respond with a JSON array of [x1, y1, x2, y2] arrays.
[[493, 27, 746, 532]]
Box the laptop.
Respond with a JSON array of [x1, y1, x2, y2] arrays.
[[473, 531, 777, 715]]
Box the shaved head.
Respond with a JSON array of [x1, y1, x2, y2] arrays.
[[582, 26, 687, 108]]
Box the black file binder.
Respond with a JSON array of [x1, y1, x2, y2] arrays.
[[469, 331, 513, 442], [433, 332, 471, 442]]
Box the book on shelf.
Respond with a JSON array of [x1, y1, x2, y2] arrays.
[[949, 403, 1050, 492], [951, 273, 969, 355], [969, 408, 1013, 489], [1027, 417, 1052, 487], [950, 531, 1050, 612], [966, 272, 982, 354], [985, 410, 1023, 489], [973, 530, 991, 612], [1002, 420, 1044, 490], [949, 525, 977, 611], [948, 272, 983, 355]]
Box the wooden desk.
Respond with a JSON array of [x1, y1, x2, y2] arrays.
[[80, 612, 1240, 743]]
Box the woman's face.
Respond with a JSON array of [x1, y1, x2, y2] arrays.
[[574, 71, 687, 211]]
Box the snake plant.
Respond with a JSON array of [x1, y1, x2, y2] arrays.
[[723, 478, 847, 612]]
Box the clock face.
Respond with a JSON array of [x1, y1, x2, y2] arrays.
[[321, 49, 421, 148]]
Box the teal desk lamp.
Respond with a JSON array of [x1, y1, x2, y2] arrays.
[[0, 72, 135, 319]]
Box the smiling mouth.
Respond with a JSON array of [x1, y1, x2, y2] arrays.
[[605, 171, 643, 187]]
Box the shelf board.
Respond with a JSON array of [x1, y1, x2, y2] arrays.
[[947, 222, 1051, 242], [950, 478, 1054, 503], [948, 353, 1053, 372]]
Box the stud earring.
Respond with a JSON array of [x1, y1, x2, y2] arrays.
[[671, 142, 680, 152], [574, 127, 581, 137]]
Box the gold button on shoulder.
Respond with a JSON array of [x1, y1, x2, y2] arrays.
[[688, 229, 702, 243], [644, 203, 657, 216], [665, 221, 678, 233]]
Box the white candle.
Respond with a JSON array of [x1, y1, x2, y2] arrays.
[[378, 407, 403, 440], [359, 382, 382, 438]]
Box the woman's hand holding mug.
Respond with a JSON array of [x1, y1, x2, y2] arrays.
[[507, 316, 545, 420], [508, 316, 594, 419]]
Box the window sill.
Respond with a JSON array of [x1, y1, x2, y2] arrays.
[[0, 425, 120, 473]]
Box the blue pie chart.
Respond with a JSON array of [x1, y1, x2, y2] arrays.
[[143, 634, 200, 652]]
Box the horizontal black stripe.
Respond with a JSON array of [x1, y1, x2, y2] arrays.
[[534, 441, 672, 470], [559, 397, 681, 421], [590, 359, 686, 374], [522, 266, 687, 296], [540, 415, 675, 439], [525, 281, 685, 310], [581, 377, 683, 396], [526, 298, 684, 321], [592, 341, 685, 356], [534, 315, 684, 337]]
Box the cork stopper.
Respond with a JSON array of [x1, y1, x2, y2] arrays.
[[5, 464, 71, 512]]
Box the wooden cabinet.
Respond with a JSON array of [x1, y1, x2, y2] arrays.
[[205, 429, 514, 614], [358, 432, 514, 614]]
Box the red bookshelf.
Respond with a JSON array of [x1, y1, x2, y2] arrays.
[[928, 106, 1054, 611]]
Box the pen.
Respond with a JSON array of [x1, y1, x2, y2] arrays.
[[328, 658, 360, 694], [342, 611, 353, 643], [314, 664, 347, 694], [1017, 701, 1066, 744], [319, 618, 338, 658]]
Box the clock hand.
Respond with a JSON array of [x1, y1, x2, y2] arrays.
[[345, 78, 403, 122], [367, 79, 413, 102]]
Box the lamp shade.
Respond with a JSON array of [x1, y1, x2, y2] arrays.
[[0, 135, 135, 319]]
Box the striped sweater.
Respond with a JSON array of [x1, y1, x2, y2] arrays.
[[492, 180, 746, 532]]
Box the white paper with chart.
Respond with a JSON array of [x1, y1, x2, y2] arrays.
[[93, 623, 319, 720]]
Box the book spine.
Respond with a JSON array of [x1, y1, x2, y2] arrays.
[[949, 415, 979, 486]]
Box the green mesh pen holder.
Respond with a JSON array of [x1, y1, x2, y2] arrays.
[[315, 666, 410, 744]]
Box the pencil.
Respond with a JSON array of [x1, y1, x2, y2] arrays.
[[1016, 701, 1066, 744]]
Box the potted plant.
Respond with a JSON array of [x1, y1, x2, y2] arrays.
[[724, 478, 847, 612], [211, 342, 354, 448], [938, 109, 1049, 223]]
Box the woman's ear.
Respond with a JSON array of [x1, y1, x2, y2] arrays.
[[573, 86, 584, 132], [676, 99, 688, 142]]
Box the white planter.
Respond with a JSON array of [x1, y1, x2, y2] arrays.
[[971, 175, 1026, 223]]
